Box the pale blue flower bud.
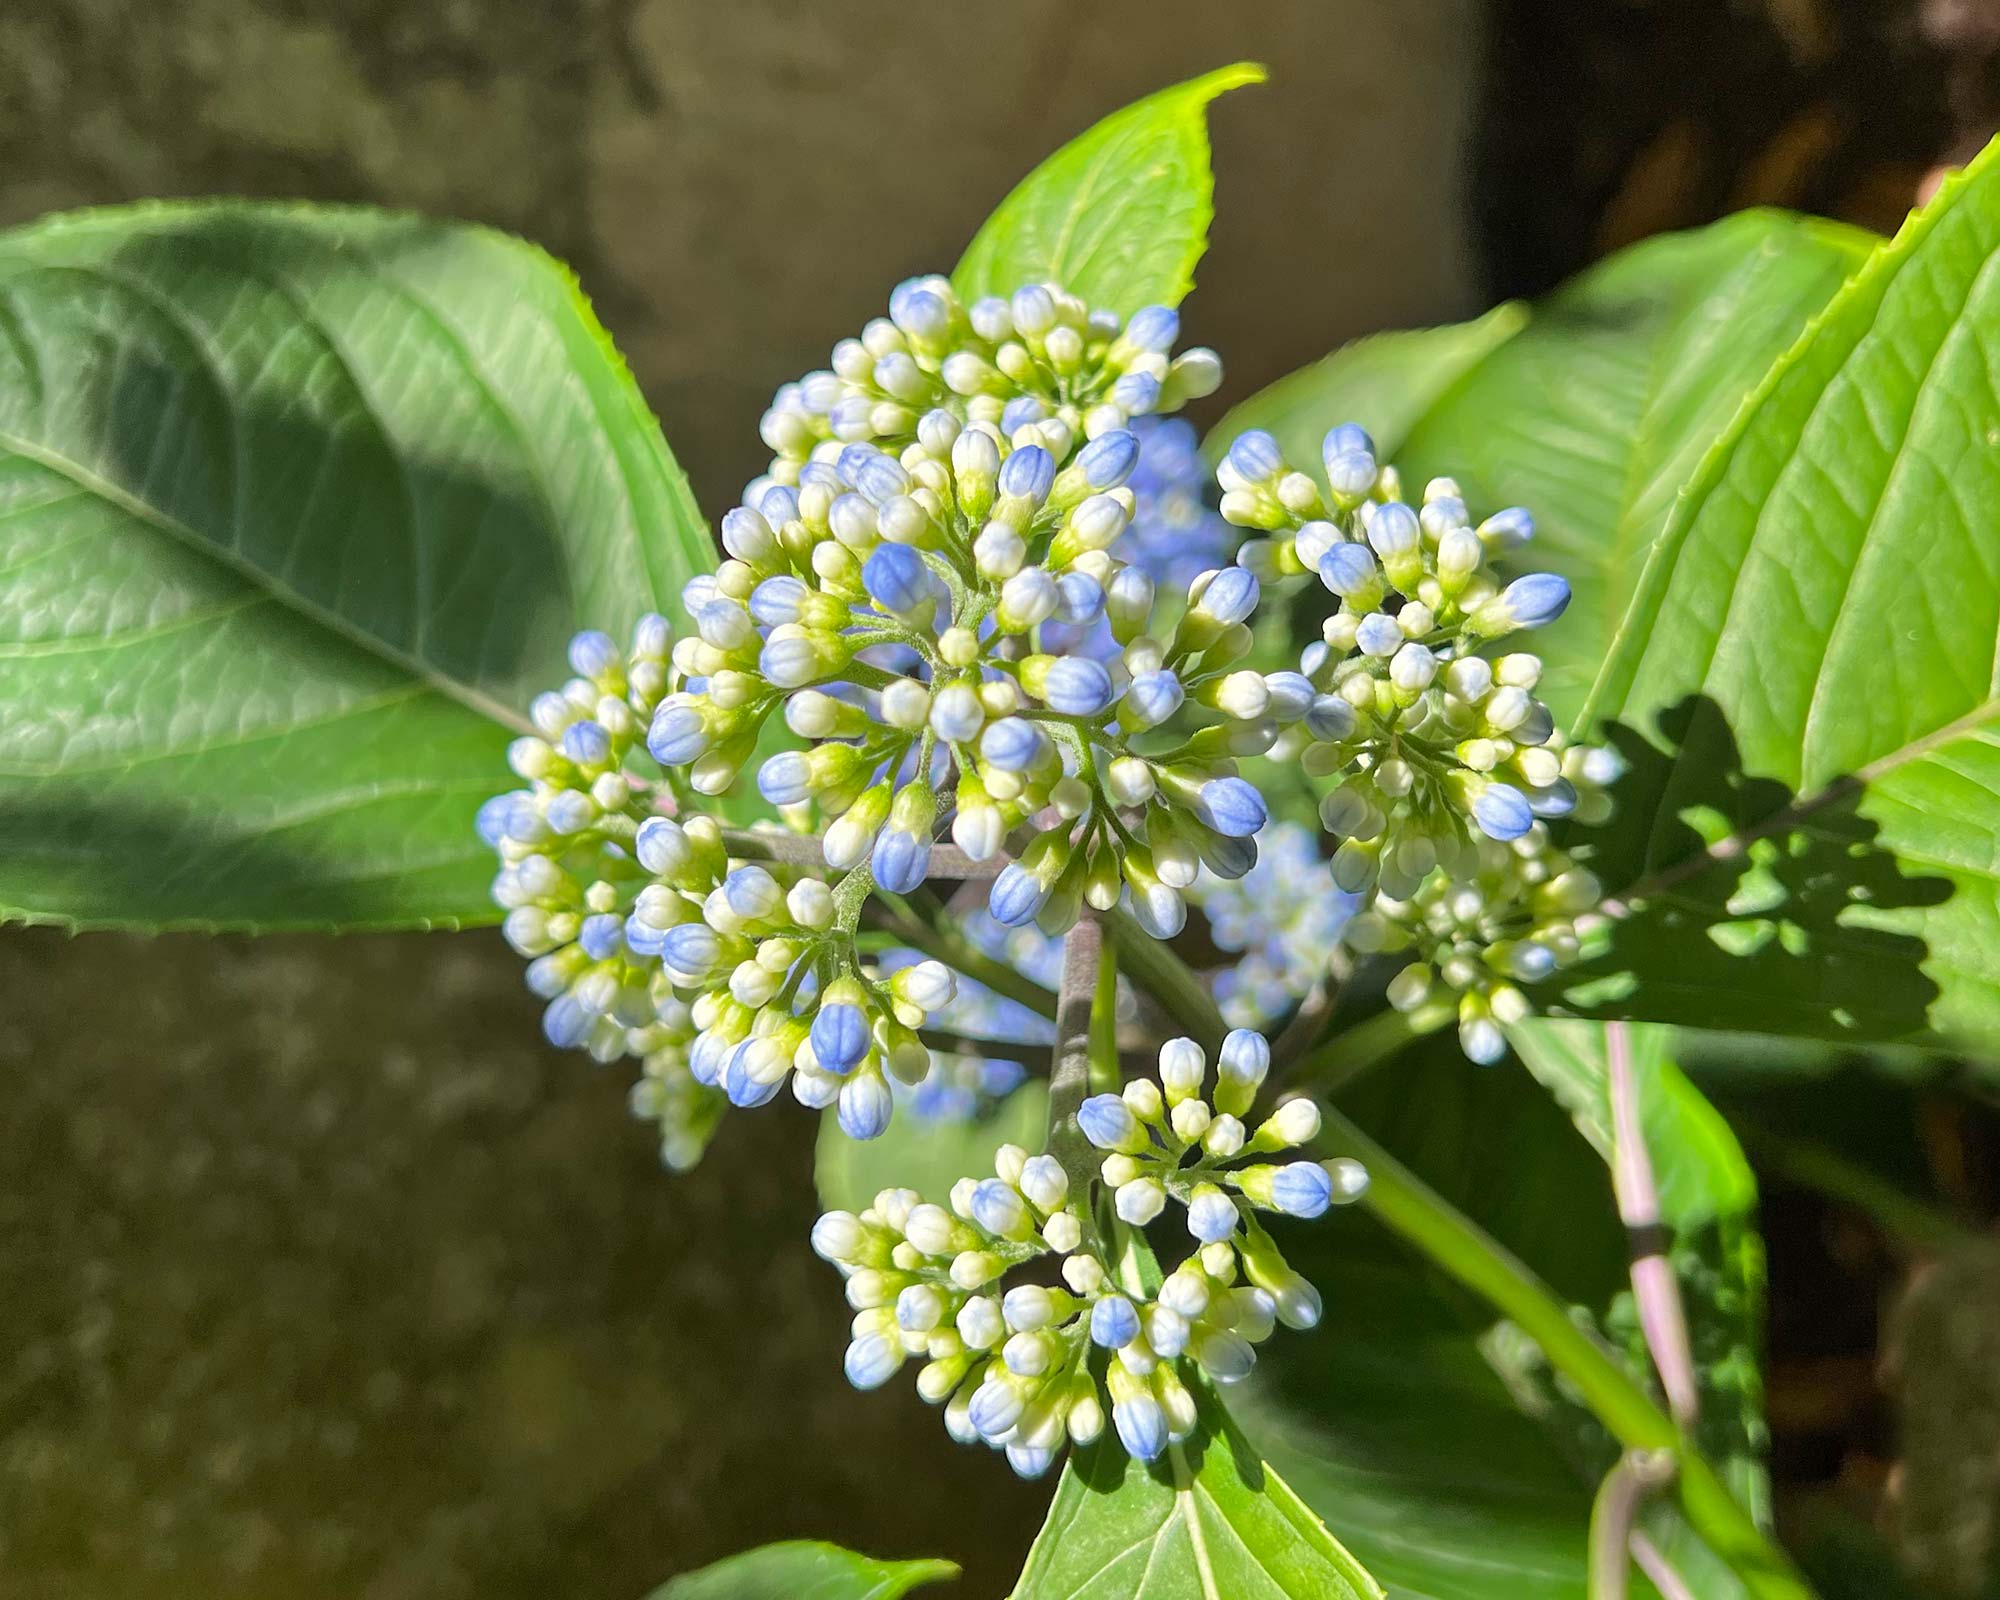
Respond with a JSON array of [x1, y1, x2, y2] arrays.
[[1043, 657, 1115, 716], [969, 1377, 1025, 1440], [749, 575, 807, 626], [758, 633, 823, 688], [998, 444, 1055, 504], [1077, 430, 1139, 489], [1187, 1185, 1239, 1243], [568, 630, 619, 678], [1193, 565, 1259, 626], [811, 1002, 871, 1076], [1477, 573, 1570, 633], [724, 1046, 784, 1108], [647, 704, 709, 766], [1111, 371, 1161, 413], [660, 923, 721, 974], [1365, 500, 1420, 561], [1263, 671, 1315, 723], [1113, 1394, 1167, 1462], [1354, 613, 1402, 655], [1225, 430, 1282, 483], [578, 912, 623, 960], [1269, 1160, 1335, 1218], [1077, 1093, 1143, 1152], [988, 861, 1051, 927], [1055, 571, 1105, 625], [1472, 782, 1533, 841], [979, 718, 1043, 772], [545, 791, 595, 834], [863, 543, 931, 614], [1090, 1294, 1141, 1348], [929, 683, 985, 744], [844, 1332, 902, 1390], [1317, 543, 1379, 600], [1479, 506, 1535, 548], [1306, 694, 1358, 742], [1196, 777, 1267, 838], [757, 750, 814, 806], [542, 994, 593, 1049], [1125, 305, 1179, 352], [722, 864, 783, 919], [969, 1177, 1028, 1237], [1123, 670, 1183, 730], [871, 824, 931, 894], [1001, 396, 1047, 434], [837, 1073, 893, 1139]]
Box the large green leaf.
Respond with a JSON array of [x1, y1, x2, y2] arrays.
[[1238, 1041, 1765, 1599], [1012, 1387, 1380, 1600], [954, 65, 1264, 315], [1508, 1020, 1770, 1525], [0, 201, 711, 931], [1212, 212, 1871, 718], [1577, 136, 2000, 1051], [648, 1540, 957, 1600]]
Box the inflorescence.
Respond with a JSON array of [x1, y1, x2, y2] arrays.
[[1217, 425, 1619, 1058], [812, 1031, 1364, 1477], [474, 271, 1635, 1480], [477, 275, 1623, 1178]]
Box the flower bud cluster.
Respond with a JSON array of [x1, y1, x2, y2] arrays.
[[814, 1031, 1363, 1478], [756, 278, 1221, 491], [1345, 824, 1608, 1063], [481, 623, 964, 1158], [658, 394, 1280, 939], [1216, 423, 1621, 1058], [1188, 821, 1358, 1027], [1077, 1031, 1364, 1277]]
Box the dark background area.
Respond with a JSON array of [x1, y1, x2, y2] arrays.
[[1, 3, 1997, 1596]]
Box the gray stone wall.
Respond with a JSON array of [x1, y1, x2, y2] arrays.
[[0, 5, 1480, 1594]]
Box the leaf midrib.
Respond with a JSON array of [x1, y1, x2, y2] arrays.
[[0, 425, 533, 736]]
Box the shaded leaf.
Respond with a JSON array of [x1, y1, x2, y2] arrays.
[[1580, 136, 2000, 1051], [954, 65, 1264, 315], [0, 201, 711, 930], [1509, 1019, 1771, 1525], [648, 1540, 956, 1600]]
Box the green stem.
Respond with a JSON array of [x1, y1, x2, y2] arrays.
[[1088, 931, 1121, 1095], [1285, 1005, 1432, 1093], [1103, 928, 1815, 1600], [1046, 915, 1107, 1252], [1316, 1106, 1814, 1600], [1105, 908, 1225, 1049]]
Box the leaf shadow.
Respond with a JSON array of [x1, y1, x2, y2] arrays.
[[0, 793, 483, 931], [1556, 694, 1951, 1043], [40, 207, 591, 707]]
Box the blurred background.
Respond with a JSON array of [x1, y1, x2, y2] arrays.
[[1, 2, 1996, 1596]]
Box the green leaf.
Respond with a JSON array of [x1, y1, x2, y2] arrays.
[[0, 201, 712, 931], [815, 1080, 1049, 1214], [1579, 135, 2000, 1051], [1238, 1040, 1768, 1598], [647, 1540, 957, 1600], [1508, 1020, 1771, 1524], [1212, 212, 1871, 719], [1207, 303, 1528, 481], [1508, 1019, 1756, 1235], [954, 64, 1265, 315], [1233, 1045, 1621, 1600], [1012, 1390, 1381, 1600]]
